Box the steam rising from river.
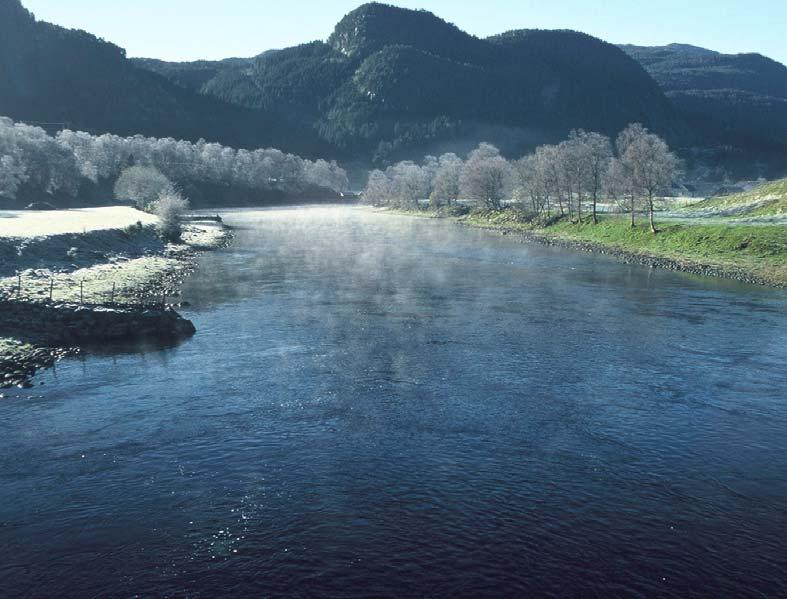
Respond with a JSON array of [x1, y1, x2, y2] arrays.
[[2, 205, 787, 597]]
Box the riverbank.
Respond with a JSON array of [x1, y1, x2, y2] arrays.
[[0, 209, 233, 389], [377, 207, 787, 288]]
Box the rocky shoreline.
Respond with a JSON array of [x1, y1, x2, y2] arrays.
[[512, 229, 785, 288], [0, 220, 234, 390], [438, 212, 784, 289], [377, 207, 785, 288], [0, 341, 76, 391]]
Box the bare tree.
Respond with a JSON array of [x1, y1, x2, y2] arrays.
[[362, 170, 392, 206], [0, 154, 27, 200], [570, 130, 613, 224], [606, 158, 638, 227], [618, 124, 679, 233], [512, 154, 550, 216], [430, 153, 463, 207], [557, 137, 582, 221], [114, 165, 175, 210], [388, 161, 430, 208], [535, 144, 565, 217], [460, 143, 511, 210]]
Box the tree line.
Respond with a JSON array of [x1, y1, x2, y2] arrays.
[[363, 123, 680, 232], [0, 116, 349, 208]]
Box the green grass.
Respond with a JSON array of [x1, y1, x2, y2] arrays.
[[416, 206, 787, 286], [381, 205, 787, 285], [686, 178, 787, 217], [542, 217, 787, 285]]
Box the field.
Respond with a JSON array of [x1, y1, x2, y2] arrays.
[[674, 178, 787, 221], [0, 206, 158, 238]]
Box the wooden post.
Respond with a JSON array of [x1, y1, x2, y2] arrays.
[[49, 278, 54, 302], [80, 281, 84, 305], [17, 273, 21, 299], [111, 282, 116, 305]]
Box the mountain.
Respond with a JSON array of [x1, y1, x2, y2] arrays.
[[3, 0, 786, 176], [0, 0, 327, 155], [621, 44, 787, 175], [130, 3, 683, 162]]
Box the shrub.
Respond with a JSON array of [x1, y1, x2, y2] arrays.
[[122, 220, 145, 236], [151, 191, 190, 242]]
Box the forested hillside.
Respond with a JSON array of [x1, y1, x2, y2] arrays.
[[621, 44, 787, 176], [0, 0, 327, 155], [2, 0, 786, 177], [132, 3, 682, 163]]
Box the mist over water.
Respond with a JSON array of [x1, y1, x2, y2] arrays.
[[1, 206, 786, 597]]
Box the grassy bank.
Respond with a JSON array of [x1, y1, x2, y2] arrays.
[[381, 206, 787, 287], [543, 219, 787, 286]]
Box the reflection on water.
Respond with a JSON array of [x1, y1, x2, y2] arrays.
[[1, 206, 786, 597]]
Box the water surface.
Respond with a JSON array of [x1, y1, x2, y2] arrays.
[[1, 206, 786, 597]]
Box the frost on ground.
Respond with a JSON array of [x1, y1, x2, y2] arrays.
[[0, 207, 158, 238], [0, 222, 229, 305], [0, 209, 231, 386]]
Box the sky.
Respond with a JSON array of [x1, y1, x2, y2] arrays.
[[21, 0, 787, 65]]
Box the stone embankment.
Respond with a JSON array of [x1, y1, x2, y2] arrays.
[[0, 300, 196, 345], [0, 300, 196, 389], [0, 213, 233, 390], [0, 342, 74, 390]]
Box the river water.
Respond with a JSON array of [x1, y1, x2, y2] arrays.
[[1, 206, 786, 597]]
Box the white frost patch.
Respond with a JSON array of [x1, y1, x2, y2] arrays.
[[0, 207, 158, 239]]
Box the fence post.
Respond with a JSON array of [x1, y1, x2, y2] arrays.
[[111, 282, 116, 305], [49, 278, 54, 302], [80, 281, 84, 306], [17, 273, 22, 299]]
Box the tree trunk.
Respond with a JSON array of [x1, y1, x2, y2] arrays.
[[630, 195, 635, 228], [592, 193, 598, 225], [649, 194, 657, 233]]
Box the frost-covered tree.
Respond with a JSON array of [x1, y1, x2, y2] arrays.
[[0, 119, 81, 199], [114, 165, 175, 210], [387, 161, 431, 208], [430, 153, 463, 207], [562, 130, 613, 224], [304, 159, 349, 193], [606, 157, 638, 226], [512, 154, 546, 215], [532, 144, 565, 216], [0, 154, 27, 200], [362, 170, 392, 206], [460, 143, 511, 210], [617, 124, 679, 233]]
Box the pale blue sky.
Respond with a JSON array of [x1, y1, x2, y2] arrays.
[[21, 0, 787, 65]]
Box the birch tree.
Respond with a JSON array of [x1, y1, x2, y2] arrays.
[[362, 170, 392, 206], [571, 130, 613, 224], [460, 143, 511, 210], [430, 153, 463, 207], [618, 124, 679, 233]]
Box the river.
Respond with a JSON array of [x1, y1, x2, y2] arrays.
[[1, 206, 786, 597]]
